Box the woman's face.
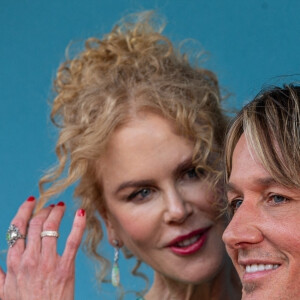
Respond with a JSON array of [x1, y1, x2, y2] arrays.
[[98, 112, 227, 283]]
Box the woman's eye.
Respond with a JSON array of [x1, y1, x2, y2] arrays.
[[183, 168, 199, 180], [128, 188, 152, 202], [140, 188, 151, 198], [269, 194, 289, 204]]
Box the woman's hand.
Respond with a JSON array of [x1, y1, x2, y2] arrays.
[[0, 197, 86, 300]]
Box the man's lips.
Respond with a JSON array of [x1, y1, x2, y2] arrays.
[[166, 226, 211, 247], [238, 258, 282, 267], [237, 259, 282, 278]]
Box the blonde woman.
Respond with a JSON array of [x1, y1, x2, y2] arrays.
[[1, 12, 240, 300]]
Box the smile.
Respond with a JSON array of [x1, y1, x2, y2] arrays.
[[175, 234, 202, 247], [167, 227, 211, 256], [245, 264, 280, 273]]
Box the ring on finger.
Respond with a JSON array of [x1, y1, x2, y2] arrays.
[[41, 230, 59, 238], [6, 224, 26, 248]]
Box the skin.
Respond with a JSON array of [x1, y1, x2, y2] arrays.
[[0, 112, 239, 300], [0, 199, 86, 300], [223, 134, 300, 300], [98, 112, 239, 300]]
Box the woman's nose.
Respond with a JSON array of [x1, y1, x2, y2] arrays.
[[222, 201, 264, 249], [163, 188, 193, 224]]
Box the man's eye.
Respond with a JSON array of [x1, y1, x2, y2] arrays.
[[270, 194, 289, 204], [229, 199, 243, 214]]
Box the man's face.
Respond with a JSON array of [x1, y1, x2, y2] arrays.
[[223, 134, 300, 300]]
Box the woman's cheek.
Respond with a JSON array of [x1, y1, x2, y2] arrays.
[[115, 208, 159, 244], [181, 182, 215, 208]]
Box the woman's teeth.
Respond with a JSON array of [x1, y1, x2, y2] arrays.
[[175, 234, 201, 247], [245, 264, 280, 273]]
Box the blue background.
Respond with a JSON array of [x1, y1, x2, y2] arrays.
[[1, 0, 299, 299]]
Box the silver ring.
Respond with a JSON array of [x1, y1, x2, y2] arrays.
[[6, 224, 26, 248], [41, 231, 59, 238]]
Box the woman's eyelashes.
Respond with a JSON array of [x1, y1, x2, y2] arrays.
[[127, 187, 153, 202], [185, 168, 198, 179], [125, 167, 203, 202], [181, 167, 204, 181]]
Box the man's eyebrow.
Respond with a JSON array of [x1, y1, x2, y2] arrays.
[[115, 179, 155, 195], [225, 182, 239, 194], [226, 177, 278, 194], [254, 177, 278, 187]]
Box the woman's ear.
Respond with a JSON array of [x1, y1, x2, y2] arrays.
[[102, 211, 124, 247]]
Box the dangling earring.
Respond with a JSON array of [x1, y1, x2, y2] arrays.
[[111, 239, 120, 287]]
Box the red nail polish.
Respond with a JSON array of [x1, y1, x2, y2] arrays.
[[27, 196, 35, 202], [57, 201, 65, 206], [77, 209, 85, 217], [49, 204, 55, 208]]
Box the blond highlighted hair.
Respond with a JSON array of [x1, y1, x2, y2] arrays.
[[225, 84, 300, 188]]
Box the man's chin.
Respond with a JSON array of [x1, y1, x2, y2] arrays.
[[243, 282, 257, 295], [241, 283, 259, 300], [241, 285, 300, 300]]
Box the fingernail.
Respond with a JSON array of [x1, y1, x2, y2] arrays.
[[27, 196, 35, 202], [49, 204, 55, 208], [77, 208, 85, 217], [57, 201, 65, 206]]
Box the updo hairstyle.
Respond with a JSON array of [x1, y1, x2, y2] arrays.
[[38, 11, 227, 283]]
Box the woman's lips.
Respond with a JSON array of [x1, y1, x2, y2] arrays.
[[167, 227, 211, 256]]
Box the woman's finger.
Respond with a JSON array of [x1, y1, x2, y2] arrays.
[[7, 196, 36, 268], [61, 209, 86, 267], [25, 206, 53, 256], [41, 201, 66, 258], [0, 266, 6, 299]]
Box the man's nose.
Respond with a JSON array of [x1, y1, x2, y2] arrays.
[[222, 200, 264, 249]]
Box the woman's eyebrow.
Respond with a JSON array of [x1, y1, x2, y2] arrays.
[[114, 179, 155, 195], [114, 156, 194, 195], [173, 156, 194, 177]]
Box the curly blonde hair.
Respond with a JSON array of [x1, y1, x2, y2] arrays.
[[38, 11, 228, 287]]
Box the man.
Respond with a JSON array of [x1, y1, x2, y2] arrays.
[[222, 85, 300, 299]]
